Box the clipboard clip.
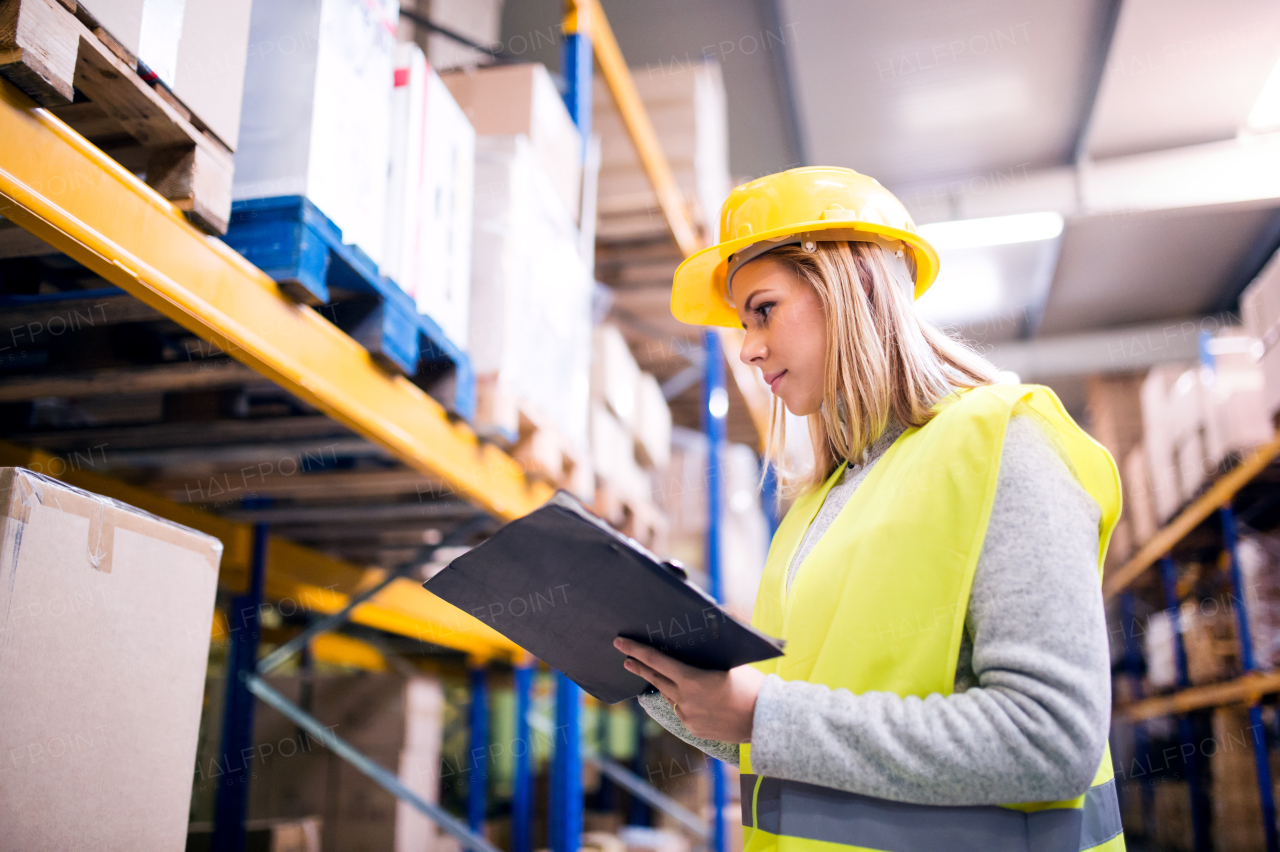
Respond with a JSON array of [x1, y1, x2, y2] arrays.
[[661, 560, 688, 581]]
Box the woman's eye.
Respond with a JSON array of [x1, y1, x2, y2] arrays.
[[756, 302, 775, 321]]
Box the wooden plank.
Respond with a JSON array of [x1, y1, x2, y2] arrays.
[[1119, 670, 1280, 721], [148, 466, 445, 503], [1102, 430, 1280, 598], [0, 0, 235, 233], [0, 0, 79, 105], [7, 414, 356, 451], [0, 358, 258, 400]]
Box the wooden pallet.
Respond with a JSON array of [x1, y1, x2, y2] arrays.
[[0, 0, 234, 234], [473, 378, 595, 497], [593, 476, 668, 553]]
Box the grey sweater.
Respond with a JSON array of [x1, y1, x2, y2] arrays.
[[638, 408, 1111, 806]]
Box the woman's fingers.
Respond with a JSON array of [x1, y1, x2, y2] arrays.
[[623, 656, 677, 693], [614, 637, 692, 681]]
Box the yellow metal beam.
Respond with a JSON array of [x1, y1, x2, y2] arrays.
[[1118, 670, 1280, 722], [0, 440, 522, 663], [1102, 431, 1280, 599], [582, 0, 772, 447], [581, 0, 702, 258], [0, 78, 550, 522]]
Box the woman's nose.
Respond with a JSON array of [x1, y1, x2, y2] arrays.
[[740, 331, 766, 365]]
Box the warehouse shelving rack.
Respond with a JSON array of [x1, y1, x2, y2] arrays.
[[0, 0, 734, 850], [1105, 431, 1280, 850]]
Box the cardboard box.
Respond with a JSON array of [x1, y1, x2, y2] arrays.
[[384, 43, 476, 347], [76, 0, 253, 149], [634, 372, 673, 471], [441, 63, 583, 222], [0, 468, 222, 850], [247, 672, 447, 852], [1202, 330, 1272, 462], [234, 0, 399, 268], [591, 402, 646, 506], [594, 60, 730, 241], [470, 135, 592, 450], [592, 324, 641, 432]]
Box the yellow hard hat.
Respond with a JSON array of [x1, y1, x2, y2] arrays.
[[670, 166, 940, 328]]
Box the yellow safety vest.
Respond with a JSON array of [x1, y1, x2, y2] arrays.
[[739, 384, 1126, 852]]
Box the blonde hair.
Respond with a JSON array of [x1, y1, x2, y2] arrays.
[[760, 240, 997, 495]]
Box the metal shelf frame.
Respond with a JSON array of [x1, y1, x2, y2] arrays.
[[0, 78, 550, 524], [1107, 434, 1280, 851]]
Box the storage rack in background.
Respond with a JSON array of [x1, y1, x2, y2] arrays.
[[0, 0, 742, 851], [1106, 429, 1280, 851]]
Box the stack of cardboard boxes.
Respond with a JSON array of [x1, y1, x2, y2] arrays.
[[235, 0, 402, 270], [384, 43, 476, 348], [1242, 250, 1280, 414], [77, 0, 254, 152], [1087, 325, 1272, 566], [244, 672, 448, 852], [662, 428, 770, 616], [593, 59, 731, 242], [443, 64, 596, 487], [589, 325, 673, 549]]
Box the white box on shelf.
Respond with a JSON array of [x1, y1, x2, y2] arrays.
[[469, 135, 592, 449], [384, 43, 476, 347], [592, 324, 641, 432], [233, 0, 398, 268], [441, 63, 583, 223], [1202, 330, 1272, 464], [591, 402, 646, 505], [77, 0, 254, 149], [635, 371, 672, 470]]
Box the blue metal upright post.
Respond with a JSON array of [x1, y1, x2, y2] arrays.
[[702, 329, 729, 852], [550, 671, 583, 852], [550, 10, 591, 852], [1221, 506, 1280, 852], [560, 9, 592, 164], [512, 662, 536, 852], [212, 523, 269, 852], [1119, 592, 1153, 833], [469, 664, 490, 834], [1159, 556, 1210, 852]]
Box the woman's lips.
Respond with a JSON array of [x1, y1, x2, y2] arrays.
[[765, 370, 786, 393]]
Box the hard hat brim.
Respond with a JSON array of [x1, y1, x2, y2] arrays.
[[670, 220, 941, 328]]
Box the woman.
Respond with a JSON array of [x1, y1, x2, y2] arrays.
[[612, 167, 1124, 852]]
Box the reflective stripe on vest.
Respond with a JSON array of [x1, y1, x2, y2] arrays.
[[740, 774, 1123, 852]]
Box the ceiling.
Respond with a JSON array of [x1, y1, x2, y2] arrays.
[[501, 0, 1280, 429]]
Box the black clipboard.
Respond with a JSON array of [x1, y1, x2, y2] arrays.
[[424, 491, 784, 703]]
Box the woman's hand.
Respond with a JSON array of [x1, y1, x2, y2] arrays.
[[614, 636, 765, 743]]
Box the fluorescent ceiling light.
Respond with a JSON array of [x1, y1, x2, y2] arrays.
[[1248, 55, 1280, 130], [918, 212, 1064, 251]]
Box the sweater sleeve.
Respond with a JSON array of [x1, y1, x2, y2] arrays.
[[746, 413, 1112, 806], [637, 690, 741, 765]]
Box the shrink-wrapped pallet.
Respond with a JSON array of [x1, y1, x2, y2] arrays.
[[384, 43, 476, 347], [234, 0, 399, 267]]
